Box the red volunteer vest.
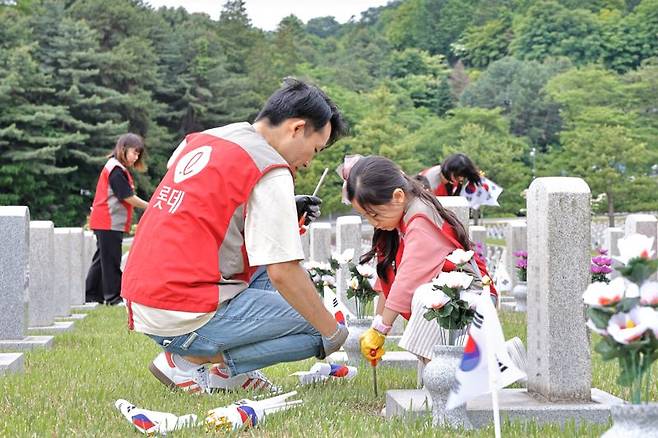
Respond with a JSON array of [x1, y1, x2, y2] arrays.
[[121, 124, 289, 314], [377, 200, 497, 320], [89, 158, 134, 232], [419, 165, 451, 196]]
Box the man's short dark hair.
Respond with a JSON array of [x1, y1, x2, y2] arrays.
[[255, 78, 347, 146]]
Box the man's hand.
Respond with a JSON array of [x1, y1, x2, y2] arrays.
[[295, 195, 322, 226], [360, 328, 386, 363], [317, 323, 349, 359]]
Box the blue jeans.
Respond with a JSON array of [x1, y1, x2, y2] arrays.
[[148, 267, 322, 375]]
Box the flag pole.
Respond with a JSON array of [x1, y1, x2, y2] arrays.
[[484, 285, 502, 438]]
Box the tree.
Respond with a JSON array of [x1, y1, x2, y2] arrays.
[[306, 16, 341, 38], [545, 66, 658, 224], [556, 121, 650, 226], [602, 0, 658, 72], [454, 17, 512, 68], [460, 57, 569, 148], [510, 1, 605, 65]]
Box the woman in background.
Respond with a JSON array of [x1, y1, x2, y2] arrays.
[[85, 133, 148, 305]]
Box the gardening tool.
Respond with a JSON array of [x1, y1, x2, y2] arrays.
[[370, 348, 379, 397], [298, 167, 329, 230]]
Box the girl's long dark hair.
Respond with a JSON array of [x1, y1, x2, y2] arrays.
[[346, 156, 471, 282], [441, 153, 481, 195]]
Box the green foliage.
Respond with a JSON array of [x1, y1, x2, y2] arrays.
[[602, 0, 658, 72], [545, 65, 658, 220], [1, 0, 657, 225], [510, 1, 605, 65], [455, 17, 513, 68], [461, 56, 569, 147]]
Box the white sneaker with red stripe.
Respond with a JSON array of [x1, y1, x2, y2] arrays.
[[208, 365, 279, 393], [148, 351, 209, 394]]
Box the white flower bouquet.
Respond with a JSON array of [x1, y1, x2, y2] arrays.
[[583, 233, 658, 404]]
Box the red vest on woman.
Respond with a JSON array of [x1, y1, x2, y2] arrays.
[[89, 158, 134, 232], [377, 198, 497, 320], [419, 165, 451, 196], [121, 123, 290, 313]]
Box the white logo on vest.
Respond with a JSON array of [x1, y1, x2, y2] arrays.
[[174, 145, 212, 183]]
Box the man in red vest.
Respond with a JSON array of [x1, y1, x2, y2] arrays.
[[122, 79, 348, 394]]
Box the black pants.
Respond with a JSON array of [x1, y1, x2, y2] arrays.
[[85, 230, 124, 305]]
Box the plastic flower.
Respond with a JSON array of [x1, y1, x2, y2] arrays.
[[607, 307, 652, 344], [355, 264, 376, 278], [643, 307, 658, 337], [331, 249, 355, 265], [459, 290, 481, 308], [434, 271, 474, 290], [640, 281, 658, 306], [321, 275, 335, 286], [582, 277, 626, 307], [348, 276, 359, 290], [419, 283, 450, 309], [586, 319, 608, 335], [446, 249, 474, 266], [592, 256, 613, 266], [616, 233, 655, 265]]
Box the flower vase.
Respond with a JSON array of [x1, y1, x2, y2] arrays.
[[423, 344, 473, 430], [512, 281, 527, 312], [602, 403, 658, 438], [343, 318, 372, 366]]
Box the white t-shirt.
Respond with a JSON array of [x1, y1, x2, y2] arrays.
[[131, 138, 304, 336]]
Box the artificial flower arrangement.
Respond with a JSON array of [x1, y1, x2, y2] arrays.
[[591, 247, 613, 284], [344, 257, 377, 319], [583, 234, 658, 404], [514, 250, 528, 282], [423, 249, 482, 331], [302, 260, 336, 297]]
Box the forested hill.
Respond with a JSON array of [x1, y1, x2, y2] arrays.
[[1, 0, 656, 226]]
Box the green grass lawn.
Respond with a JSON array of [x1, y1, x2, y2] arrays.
[[0, 308, 655, 437]]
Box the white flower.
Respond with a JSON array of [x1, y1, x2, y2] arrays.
[[615, 233, 655, 265], [332, 248, 355, 265], [607, 307, 651, 344], [640, 306, 658, 337], [640, 281, 658, 306], [418, 283, 450, 309], [321, 275, 335, 286], [433, 271, 474, 290], [460, 290, 481, 308], [586, 319, 608, 335], [348, 276, 359, 290], [356, 264, 376, 278], [446, 249, 474, 265], [582, 277, 625, 307]]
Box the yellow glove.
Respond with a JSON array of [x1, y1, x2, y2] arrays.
[[360, 328, 386, 363]]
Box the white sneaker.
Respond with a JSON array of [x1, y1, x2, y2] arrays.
[[208, 365, 279, 392], [148, 351, 209, 394]]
